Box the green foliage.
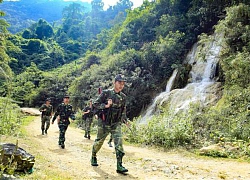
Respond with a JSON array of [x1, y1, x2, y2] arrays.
[[125, 109, 194, 148], [0, 0, 91, 33], [11, 63, 43, 106], [2, 0, 250, 159], [0, 97, 22, 135], [123, 4, 250, 155]]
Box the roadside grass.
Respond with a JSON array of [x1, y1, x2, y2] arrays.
[[19, 116, 36, 136]]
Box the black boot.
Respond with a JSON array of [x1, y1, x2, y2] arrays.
[[61, 144, 65, 149], [45, 129, 48, 134], [116, 152, 128, 173], [108, 141, 112, 147], [84, 132, 88, 138], [91, 156, 98, 166], [42, 130, 44, 135]]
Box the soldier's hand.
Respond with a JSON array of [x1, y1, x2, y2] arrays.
[[107, 99, 113, 107]]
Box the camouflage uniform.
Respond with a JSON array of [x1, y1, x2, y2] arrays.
[[39, 103, 53, 135], [91, 88, 127, 172], [82, 106, 94, 139], [52, 103, 75, 147]]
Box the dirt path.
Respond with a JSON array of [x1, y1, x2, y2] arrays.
[[14, 113, 250, 179]]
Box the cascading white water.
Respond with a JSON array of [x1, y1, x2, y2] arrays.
[[140, 34, 222, 124], [140, 69, 178, 123], [166, 37, 221, 113]]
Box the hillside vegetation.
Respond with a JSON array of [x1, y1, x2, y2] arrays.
[[0, 0, 250, 157]]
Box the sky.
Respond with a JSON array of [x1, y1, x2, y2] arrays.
[[102, 0, 144, 9], [63, 0, 145, 10], [4, 0, 146, 10]]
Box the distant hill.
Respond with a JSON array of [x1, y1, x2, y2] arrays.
[[0, 0, 91, 33]]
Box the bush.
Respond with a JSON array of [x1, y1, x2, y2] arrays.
[[125, 109, 195, 148], [0, 97, 22, 136]]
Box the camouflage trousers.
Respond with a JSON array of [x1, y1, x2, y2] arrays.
[[92, 119, 124, 157], [41, 116, 50, 131], [85, 117, 92, 136], [58, 124, 68, 145]]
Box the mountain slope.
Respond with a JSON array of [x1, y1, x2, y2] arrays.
[[0, 0, 91, 33]]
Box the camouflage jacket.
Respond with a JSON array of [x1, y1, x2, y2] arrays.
[[39, 104, 53, 117], [93, 88, 127, 125], [52, 103, 75, 125]]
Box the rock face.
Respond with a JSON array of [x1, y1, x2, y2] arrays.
[[0, 143, 35, 172]]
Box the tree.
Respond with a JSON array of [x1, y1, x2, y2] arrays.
[[0, 0, 12, 85], [62, 2, 85, 20], [35, 19, 54, 40], [91, 0, 104, 12]]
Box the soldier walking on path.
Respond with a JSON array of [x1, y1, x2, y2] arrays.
[[39, 98, 53, 135], [82, 99, 94, 139], [51, 95, 75, 149], [91, 74, 129, 174]]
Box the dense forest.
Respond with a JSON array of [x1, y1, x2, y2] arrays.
[[0, 0, 92, 33], [1, 0, 250, 156]]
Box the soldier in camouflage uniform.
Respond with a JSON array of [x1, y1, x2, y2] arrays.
[[82, 99, 94, 139], [91, 74, 129, 174], [52, 95, 75, 149], [39, 98, 53, 135]]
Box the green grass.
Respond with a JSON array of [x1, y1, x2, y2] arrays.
[[19, 116, 36, 136]]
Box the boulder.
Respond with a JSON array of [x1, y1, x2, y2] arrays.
[[0, 143, 35, 172], [20, 108, 41, 116]]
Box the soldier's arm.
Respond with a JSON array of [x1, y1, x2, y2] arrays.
[[121, 97, 128, 123], [82, 107, 90, 114], [39, 104, 45, 112], [51, 106, 53, 116], [52, 105, 61, 123], [93, 91, 108, 110]]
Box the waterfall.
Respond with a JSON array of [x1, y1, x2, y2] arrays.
[[140, 69, 178, 123], [167, 37, 221, 113], [140, 34, 222, 124]]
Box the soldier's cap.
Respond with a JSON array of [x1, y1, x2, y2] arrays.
[[45, 98, 51, 102], [115, 74, 126, 82], [64, 95, 70, 98]]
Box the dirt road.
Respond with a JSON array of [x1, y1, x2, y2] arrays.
[[15, 115, 250, 179]]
